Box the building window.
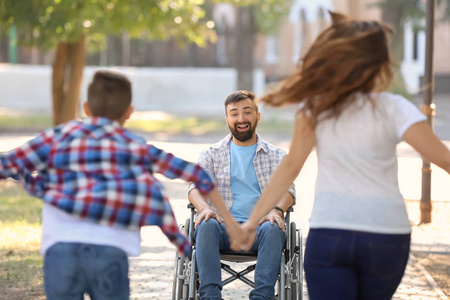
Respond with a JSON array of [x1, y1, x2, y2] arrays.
[[293, 9, 308, 63], [317, 7, 326, 33], [413, 31, 419, 61], [216, 16, 228, 66], [265, 36, 279, 64]]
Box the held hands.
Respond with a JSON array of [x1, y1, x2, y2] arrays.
[[194, 207, 221, 228], [230, 209, 285, 251], [230, 221, 257, 252]]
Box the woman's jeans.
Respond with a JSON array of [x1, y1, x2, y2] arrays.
[[304, 228, 410, 300], [194, 219, 285, 300], [44, 242, 130, 300]]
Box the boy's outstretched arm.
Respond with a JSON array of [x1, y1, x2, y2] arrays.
[[233, 112, 316, 251], [205, 187, 244, 245], [147, 144, 244, 245], [0, 129, 54, 180], [148, 144, 216, 194]]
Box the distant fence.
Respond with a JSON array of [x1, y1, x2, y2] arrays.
[[0, 64, 266, 117]]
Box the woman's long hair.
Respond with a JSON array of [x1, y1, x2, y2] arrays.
[[260, 12, 394, 124]]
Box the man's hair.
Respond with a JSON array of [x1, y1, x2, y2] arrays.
[[87, 70, 132, 120], [224, 90, 258, 115]]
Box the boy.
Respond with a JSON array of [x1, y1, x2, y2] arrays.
[[0, 70, 237, 300]]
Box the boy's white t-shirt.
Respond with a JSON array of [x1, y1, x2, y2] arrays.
[[41, 203, 141, 256], [310, 92, 426, 234]]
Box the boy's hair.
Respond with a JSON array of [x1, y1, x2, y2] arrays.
[[87, 70, 132, 120], [224, 90, 258, 115]]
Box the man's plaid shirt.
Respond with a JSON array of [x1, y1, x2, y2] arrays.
[[0, 117, 215, 256], [189, 133, 295, 213]]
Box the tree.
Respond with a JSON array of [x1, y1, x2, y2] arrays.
[[213, 0, 291, 90], [374, 0, 449, 224], [0, 0, 215, 125], [373, 0, 450, 64]]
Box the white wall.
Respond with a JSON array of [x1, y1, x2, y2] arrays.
[[0, 64, 265, 117], [401, 20, 425, 94]]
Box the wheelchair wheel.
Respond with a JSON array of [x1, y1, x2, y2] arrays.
[[172, 250, 184, 300], [289, 222, 303, 300], [172, 219, 191, 300]]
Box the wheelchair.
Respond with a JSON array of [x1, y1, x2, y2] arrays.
[[172, 203, 304, 300]]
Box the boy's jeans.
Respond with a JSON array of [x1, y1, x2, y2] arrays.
[[44, 242, 130, 300], [194, 219, 285, 300]]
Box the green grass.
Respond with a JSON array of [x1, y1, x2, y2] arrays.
[[0, 113, 295, 135], [0, 115, 52, 131], [0, 182, 45, 299], [125, 117, 226, 134]]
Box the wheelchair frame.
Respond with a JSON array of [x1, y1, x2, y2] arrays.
[[172, 203, 304, 300]]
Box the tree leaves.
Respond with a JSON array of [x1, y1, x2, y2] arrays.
[[372, 0, 450, 30], [213, 0, 292, 35], [0, 0, 215, 50]]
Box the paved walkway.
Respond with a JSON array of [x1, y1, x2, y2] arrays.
[[124, 138, 449, 300], [0, 133, 448, 299], [1, 92, 449, 299]]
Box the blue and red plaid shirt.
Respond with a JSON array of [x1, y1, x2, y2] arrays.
[[0, 117, 216, 256]]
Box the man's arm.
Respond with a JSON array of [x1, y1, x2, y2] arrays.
[[187, 148, 222, 228], [188, 188, 222, 228]]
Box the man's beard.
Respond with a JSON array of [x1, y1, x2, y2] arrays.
[[228, 120, 258, 142]]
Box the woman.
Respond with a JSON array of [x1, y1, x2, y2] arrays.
[[234, 12, 450, 300]]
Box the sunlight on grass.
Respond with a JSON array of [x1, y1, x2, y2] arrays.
[[0, 182, 44, 298], [0, 112, 294, 135], [0, 182, 42, 250], [0, 115, 52, 130], [125, 117, 225, 134], [0, 222, 41, 251]]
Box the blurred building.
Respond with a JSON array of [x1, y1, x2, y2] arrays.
[[1, 0, 449, 94]]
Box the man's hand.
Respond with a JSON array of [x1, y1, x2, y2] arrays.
[[258, 208, 285, 233], [194, 207, 222, 228]]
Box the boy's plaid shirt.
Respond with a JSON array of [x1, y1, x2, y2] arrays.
[[0, 117, 215, 256]]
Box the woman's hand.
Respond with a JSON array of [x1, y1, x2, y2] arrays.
[[230, 221, 257, 252]]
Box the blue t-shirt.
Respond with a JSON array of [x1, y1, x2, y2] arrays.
[[229, 141, 261, 222]]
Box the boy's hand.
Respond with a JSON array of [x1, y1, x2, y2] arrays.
[[258, 209, 285, 233], [230, 222, 257, 252], [195, 207, 221, 228]]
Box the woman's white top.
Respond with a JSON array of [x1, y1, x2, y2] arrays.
[[310, 92, 426, 234]]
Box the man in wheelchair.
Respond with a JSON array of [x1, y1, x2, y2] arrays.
[[188, 90, 296, 300]]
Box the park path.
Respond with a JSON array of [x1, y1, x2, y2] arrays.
[[124, 138, 449, 300], [1, 95, 449, 299]]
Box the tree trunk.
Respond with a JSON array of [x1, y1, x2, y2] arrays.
[[381, 4, 405, 64], [122, 32, 130, 66], [235, 6, 255, 91], [52, 34, 86, 125]]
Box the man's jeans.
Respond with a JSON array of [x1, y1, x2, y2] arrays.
[[304, 228, 410, 300], [194, 219, 285, 300], [44, 242, 130, 300]]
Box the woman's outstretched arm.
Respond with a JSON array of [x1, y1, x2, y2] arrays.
[[403, 121, 450, 175], [233, 111, 316, 251]]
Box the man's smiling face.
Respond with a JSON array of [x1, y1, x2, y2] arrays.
[[225, 98, 260, 144]]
